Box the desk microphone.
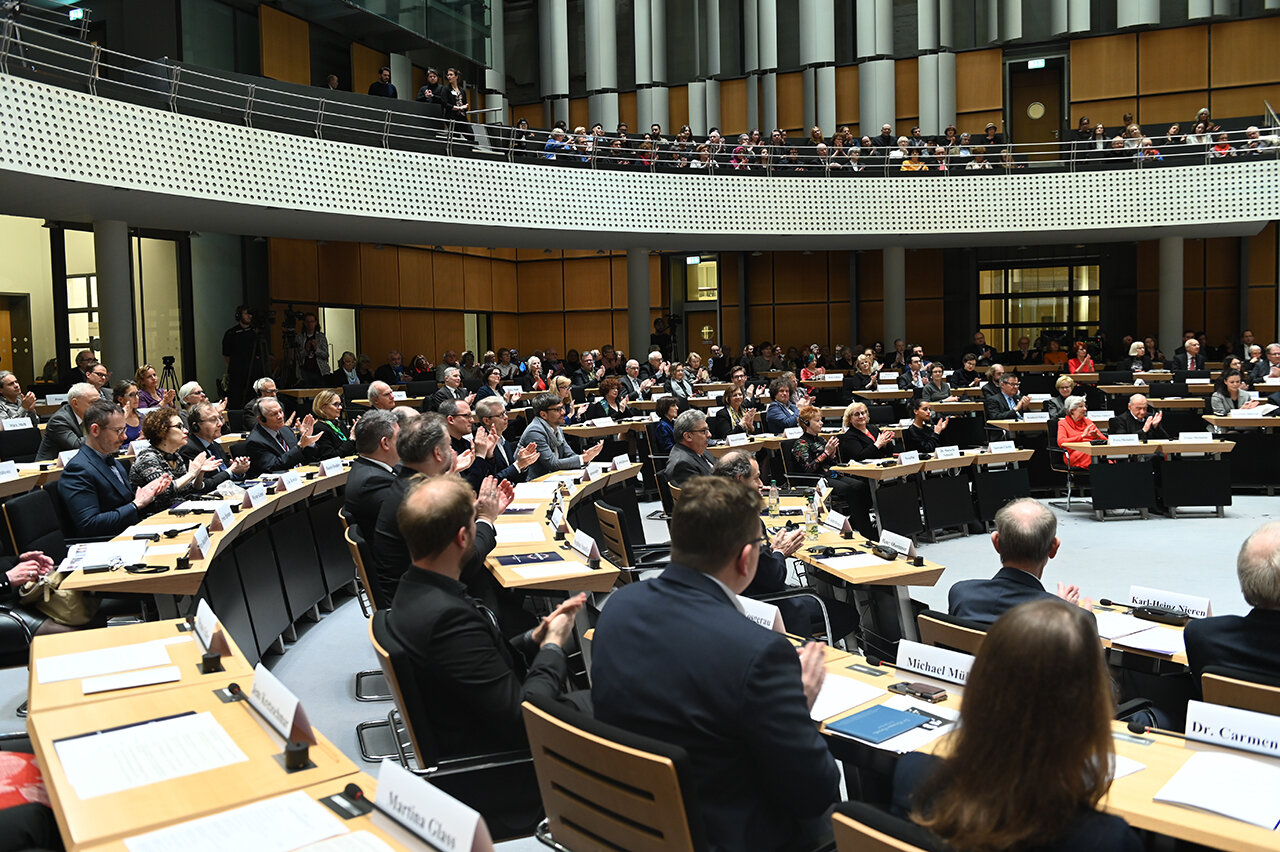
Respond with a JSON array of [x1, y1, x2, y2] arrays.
[[1126, 719, 1188, 740], [1098, 599, 1190, 626]]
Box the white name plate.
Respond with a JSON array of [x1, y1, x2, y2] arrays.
[[611, 454, 630, 470], [878, 529, 915, 557], [1087, 410, 1113, 422], [1023, 412, 1050, 422], [210, 503, 235, 532], [896, 639, 974, 686], [318, 456, 344, 477], [193, 598, 218, 650], [783, 426, 803, 439], [726, 432, 750, 447], [897, 450, 920, 465], [503, 385, 522, 396], [275, 470, 304, 492], [589, 417, 614, 427], [392, 390, 408, 400], [935, 445, 961, 460], [737, 595, 784, 632], [989, 440, 1016, 453], [1186, 700, 1280, 759], [0, 461, 17, 483], [570, 529, 599, 560], [187, 524, 211, 560], [45, 393, 69, 405], [249, 663, 315, 745], [58, 449, 78, 467], [1179, 432, 1213, 443], [377, 759, 488, 852], [823, 509, 851, 533], [879, 372, 899, 381], [242, 483, 268, 508], [0, 417, 33, 431], [1129, 585, 1211, 618], [129, 439, 151, 455], [1186, 377, 1212, 385], [1108, 433, 1141, 445]]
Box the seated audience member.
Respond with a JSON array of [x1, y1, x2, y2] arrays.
[[952, 354, 983, 388], [374, 350, 409, 385], [1067, 341, 1096, 374], [591, 476, 840, 852], [312, 389, 355, 458], [35, 382, 97, 461], [60, 348, 98, 390], [838, 401, 896, 462], [893, 599, 1140, 851], [651, 395, 679, 453], [367, 380, 396, 412], [1108, 394, 1168, 441], [128, 409, 222, 513], [112, 380, 143, 441], [549, 375, 584, 424], [84, 362, 111, 397], [241, 377, 293, 431], [846, 353, 880, 392], [799, 353, 824, 381], [1178, 337, 1206, 372], [474, 366, 511, 405], [618, 359, 648, 400], [134, 364, 175, 409], [1004, 336, 1040, 366], [582, 377, 630, 420], [518, 393, 603, 479], [919, 364, 957, 403], [387, 474, 589, 762], [0, 370, 40, 426], [436, 350, 462, 382], [1044, 375, 1075, 420], [58, 400, 171, 538], [789, 404, 840, 476], [712, 386, 759, 437], [980, 363, 1005, 399], [984, 373, 1030, 422], [764, 379, 800, 433], [1211, 369, 1263, 416], [571, 352, 605, 388], [342, 410, 400, 539], [897, 355, 929, 391], [949, 498, 1084, 624], [1056, 395, 1103, 468], [664, 409, 717, 485], [729, 365, 765, 407], [522, 355, 548, 393], [1119, 340, 1152, 373], [707, 343, 732, 379], [664, 363, 694, 401], [1184, 521, 1280, 681], [182, 401, 249, 487], [1249, 343, 1280, 385], [472, 397, 539, 485], [639, 350, 668, 383], [326, 351, 367, 385], [407, 354, 433, 383], [1041, 339, 1067, 367], [426, 368, 469, 412], [971, 332, 997, 366], [244, 397, 320, 476], [178, 381, 226, 424], [903, 399, 952, 453]]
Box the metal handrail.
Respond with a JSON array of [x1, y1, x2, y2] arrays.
[[3, 14, 1278, 176]]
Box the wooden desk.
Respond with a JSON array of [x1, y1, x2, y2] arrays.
[[799, 377, 844, 390], [985, 418, 1051, 434], [278, 387, 339, 400], [630, 397, 721, 411], [28, 677, 358, 850], [1009, 364, 1063, 374], [562, 420, 647, 440], [853, 390, 913, 401], [1147, 397, 1207, 410], [27, 618, 254, 713], [0, 467, 61, 499], [951, 386, 985, 398], [1203, 415, 1280, 430], [693, 382, 733, 393], [928, 401, 983, 414], [831, 459, 924, 481]]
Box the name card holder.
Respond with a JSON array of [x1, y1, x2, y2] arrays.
[[823, 509, 852, 534], [391, 390, 408, 401], [503, 385, 523, 397], [737, 595, 784, 632], [242, 483, 268, 509], [1108, 433, 1141, 446], [570, 529, 600, 566], [129, 439, 151, 455], [726, 432, 750, 447], [45, 393, 69, 405], [783, 426, 803, 439], [1178, 432, 1213, 443], [897, 450, 920, 465], [1129, 584, 1211, 618], [187, 524, 212, 560], [895, 639, 974, 686], [0, 417, 33, 431], [989, 440, 1017, 453], [878, 530, 916, 558], [1023, 412, 1050, 422], [318, 457, 345, 477], [935, 445, 961, 460], [276, 470, 304, 492], [589, 417, 614, 427], [240, 663, 318, 762], [376, 759, 490, 852], [57, 449, 78, 468], [0, 460, 17, 483], [192, 599, 231, 670], [879, 372, 899, 381], [1185, 700, 1280, 759]]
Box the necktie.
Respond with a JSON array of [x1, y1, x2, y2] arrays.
[[110, 461, 126, 488], [1188, 354, 1194, 369], [277, 431, 288, 452]]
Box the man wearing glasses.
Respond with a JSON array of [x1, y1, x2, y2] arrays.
[[664, 409, 717, 485], [0, 370, 40, 426], [35, 382, 99, 462], [473, 397, 539, 485], [84, 363, 112, 398], [518, 393, 603, 480], [58, 400, 170, 538], [983, 373, 1032, 425]]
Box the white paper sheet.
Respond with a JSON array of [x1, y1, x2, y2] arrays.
[[36, 640, 174, 684], [82, 665, 182, 695], [123, 790, 349, 852], [494, 522, 549, 545], [512, 482, 560, 500], [170, 499, 241, 512], [1110, 753, 1146, 781], [57, 540, 150, 572], [508, 563, 592, 580], [1093, 611, 1155, 640], [809, 674, 884, 722], [1154, 751, 1280, 829], [147, 544, 193, 556], [303, 833, 397, 852], [54, 711, 249, 800], [1112, 626, 1185, 657], [821, 553, 892, 572]]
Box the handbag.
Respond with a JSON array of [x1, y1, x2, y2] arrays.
[[18, 572, 100, 626]]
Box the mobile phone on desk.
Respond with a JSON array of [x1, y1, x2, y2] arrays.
[[888, 681, 948, 703]]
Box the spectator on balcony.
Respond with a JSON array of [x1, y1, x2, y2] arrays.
[[1161, 124, 1184, 148], [1071, 116, 1093, 157], [1192, 107, 1218, 134], [981, 122, 1004, 148], [953, 132, 974, 166], [965, 146, 992, 170], [889, 136, 911, 165], [1211, 132, 1234, 159], [416, 68, 443, 105], [1104, 135, 1132, 166], [511, 118, 537, 157], [543, 127, 570, 159], [872, 123, 895, 153], [326, 74, 340, 90], [1185, 121, 1211, 150], [367, 67, 396, 99], [440, 67, 470, 124], [1123, 124, 1142, 149], [900, 148, 928, 172]]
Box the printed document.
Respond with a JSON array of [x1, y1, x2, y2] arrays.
[[123, 791, 348, 852]]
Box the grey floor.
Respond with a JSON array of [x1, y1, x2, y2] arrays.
[[4, 495, 1276, 850]]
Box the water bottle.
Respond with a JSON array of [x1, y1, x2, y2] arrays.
[[767, 479, 779, 512]]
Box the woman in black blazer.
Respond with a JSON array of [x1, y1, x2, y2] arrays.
[[710, 386, 759, 438], [439, 67, 474, 145], [837, 401, 897, 461], [311, 389, 355, 459], [1117, 340, 1152, 373]]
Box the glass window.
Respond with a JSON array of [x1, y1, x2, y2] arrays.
[[685, 257, 718, 302], [978, 264, 1100, 351]]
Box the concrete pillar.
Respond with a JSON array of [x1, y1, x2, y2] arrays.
[[94, 220, 136, 377], [799, 0, 835, 133], [389, 54, 412, 101], [704, 78, 721, 134], [1117, 0, 1159, 28], [1050, 0, 1090, 34], [917, 1, 955, 137], [483, 0, 508, 123], [857, 0, 894, 135], [758, 0, 777, 132], [744, 0, 760, 130], [883, 247, 906, 346], [986, 0, 1021, 43], [538, 0, 569, 126], [627, 249, 652, 360], [1158, 237, 1183, 364], [585, 0, 617, 133]]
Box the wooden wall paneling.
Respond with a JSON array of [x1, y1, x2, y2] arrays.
[[1210, 17, 1280, 89], [1183, 240, 1206, 289], [1203, 237, 1239, 288], [772, 252, 829, 303], [520, 312, 566, 354], [955, 49, 1003, 112], [1136, 293, 1158, 338], [719, 77, 748, 136], [1211, 84, 1280, 121], [493, 247, 518, 261], [432, 251, 465, 310], [746, 305, 773, 345], [463, 255, 493, 311], [650, 256, 664, 308], [1247, 286, 1275, 342], [568, 98, 589, 131], [259, 6, 310, 86], [719, 252, 740, 305], [668, 85, 689, 133], [1248, 222, 1276, 287], [517, 260, 565, 312], [462, 246, 492, 258], [1069, 34, 1137, 102], [399, 310, 435, 361], [619, 91, 638, 132], [609, 257, 627, 308], [350, 43, 389, 97], [720, 306, 741, 352], [685, 310, 717, 357], [1139, 92, 1209, 128], [490, 313, 520, 352], [858, 251, 884, 301], [611, 311, 630, 356], [562, 250, 597, 259], [398, 247, 434, 307], [776, 72, 804, 131], [518, 248, 560, 260], [360, 309, 401, 360], [905, 249, 943, 298], [1138, 26, 1207, 95], [828, 303, 850, 351], [1203, 285, 1238, 341], [563, 257, 613, 310], [859, 302, 884, 347], [412, 65, 426, 99], [895, 58, 919, 120], [317, 242, 361, 305], [746, 253, 774, 305], [1068, 99, 1137, 132], [433, 311, 466, 354], [905, 299, 944, 353], [1135, 241, 1159, 292], [956, 110, 1003, 137], [1182, 289, 1205, 334], [492, 260, 517, 309], [566, 310, 617, 351], [359, 244, 399, 307], [835, 65, 859, 130], [268, 239, 319, 302]]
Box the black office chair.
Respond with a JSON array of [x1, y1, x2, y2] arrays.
[[644, 422, 673, 517], [593, 498, 670, 574], [3, 488, 68, 561], [1098, 370, 1136, 385], [1045, 417, 1089, 510], [1147, 381, 1189, 399], [405, 380, 437, 398], [832, 801, 952, 852], [0, 428, 43, 463], [341, 383, 371, 406], [778, 438, 822, 488]]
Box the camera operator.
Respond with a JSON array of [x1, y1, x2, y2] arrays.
[[293, 312, 330, 387], [222, 305, 268, 410]]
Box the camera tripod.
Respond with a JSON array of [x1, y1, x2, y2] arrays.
[[158, 358, 179, 392]]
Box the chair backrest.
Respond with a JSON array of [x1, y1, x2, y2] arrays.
[[341, 383, 372, 405], [593, 501, 634, 567], [917, 610, 987, 656], [1046, 417, 1063, 451], [668, 480, 684, 506], [406, 380, 437, 398], [5, 488, 68, 561], [1098, 370, 1134, 385], [833, 802, 952, 852], [522, 694, 707, 852], [0, 428, 44, 463], [369, 610, 441, 766], [1201, 666, 1280, 716], [345, 526, 387, 612]]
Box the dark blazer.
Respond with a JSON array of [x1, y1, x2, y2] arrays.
[[34, 404, 83, 461], [481, 437, 531, 485], [1184, 609, 1280, 680], [312, 419, 355, 459], [903, 423, 945, 454], [1107, 412, 1169, 442], [180, 434, 237, 489], [386, 568, 573, 757], [343, 456, 397, 538], [373, 364, 409, 385], [1251, 359, 1280, 384], [663, 443, 716, 485], [891, 752, 1142, 852], [619, 374, 646, 400], [897, 369, 929, 391], [948, 566, 1064, 626], [1175, 352, 1206, 371], [57, 446, 140, 539], [591, 563, 840, 852], [984, 390, 1025, 422], [425, 385, 466, 413], [838, 426, 894, 462], [243, 423, 317, 477]]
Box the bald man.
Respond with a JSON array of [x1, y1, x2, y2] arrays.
[[1107, 394, 1168, 442]]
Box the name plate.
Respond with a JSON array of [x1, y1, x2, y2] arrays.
[[897, 450, 920, 465], [782, 426, 803, 439], [1229, 408, 1266, 418], [318, 456, 344, 477], [815, 478, 831, 500], [249, 663, 316, 745], [726, 432, 750, 446], [737, 595, 784, 632], [1129, 585, 1211, 618], [585, 462, 610, 480], [1263, 376, 1280, 385], [1178, 432, 1213, 443], [502, 385, 522, 396], [1027, 393, 1052, 402], [0, 417, 33, 431], [58, 449, 78, 467], [1186, 700, 1280, 759], [879, 372, 899, 381], [611, 454, 630, 471], [1108, 433, 1141, 446], [825, 372, 844, 380], [129, 439, 151, 455], [210, 502, 235, 532], [242, 483, 268, 508], [377, 759, 487, 852], [1023, 412, 1050, 422], [935, 445, 960, 460], [550, 505, 566, 533], [45, 393, 68, 405], [648, 412, 659, 422], [392, 390, 408, 400], [276, 470, 304, 492], [193, 598, 230, 657], [823, 509, 851, 533], [187, 524, 211, 560], [570, 529, 599, 560], [896, 639, 974, 686], [0, 460, 17, 483], [989, 440, 1016, 453], [1185, 377, 1212, 385], [878, 529, 915, 557]]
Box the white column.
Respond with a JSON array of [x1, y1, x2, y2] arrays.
[[94, 220, 136, 376], [650, 0, 668, 133], [585, 0, 618, 132], [1117, 0, 1159, 28], [483, 0, 508, 123], [857, 0, 895, 135], [701, 0, 721, 133], [758, 0, 777, 132], [1158, 238, 1183, 364], [744, 0, 759, 130], [704, 78, 721, 134], [627, 250, 652, 359], [688, 80, 707, 136], [883, 247, 906, 346], [538, 0, 569, 125], [799, 0, 835, 132], [916, 0, 954, 138], [986, 0, 1022, 43], [389, 54, 412, 101], [1049, 0, 1090, 34]]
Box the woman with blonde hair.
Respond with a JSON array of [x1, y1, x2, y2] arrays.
[[311, 388, 355, 458]]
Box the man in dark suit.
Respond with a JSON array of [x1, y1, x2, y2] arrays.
[[58, 400, 170, 539], [373, 350, 409, 385], [1177, 337, 1206, 372], [570, 351, 604, 388], [896, 355, 928, 392], [180, 401, 249, 488], [387, 474, 588, 760], [983, 372, 1031, 423], [592, 476, 839, 852], [619, 360, 648, 400], [35, 383, 97, 461], [1003, 335, 1041, 366], [243, 397, 320, 477], [1184, 521, 1280, 681], [706, 344, 732, 380], [1250, 343, 1280, 385], [424, 367, 469, 412], [949, 498, 1087, 626], [664, 409, 716, 485], [1107, 394, 1168, 442], [342, 410, 400, 538], [518, 393, 603, 480], [473, 397, 538, 485]]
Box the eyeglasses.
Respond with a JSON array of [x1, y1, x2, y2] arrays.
[[168, 423, 187, 431], [111, 425, 128, 435]]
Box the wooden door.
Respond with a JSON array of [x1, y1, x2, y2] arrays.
[[1009, 61, 1064, 162]]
